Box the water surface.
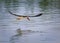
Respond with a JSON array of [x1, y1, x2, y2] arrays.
[[0, 0, 60, 43]]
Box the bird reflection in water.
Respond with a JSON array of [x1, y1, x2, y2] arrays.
[[10, 28, 22, 43]]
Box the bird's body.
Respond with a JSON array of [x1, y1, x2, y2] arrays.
[[8, 11, 43, 21], [16, 16, 30, 21]]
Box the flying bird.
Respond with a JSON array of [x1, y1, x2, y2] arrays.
[[8, 11, 43, 21]]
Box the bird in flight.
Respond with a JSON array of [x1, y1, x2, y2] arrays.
[[8, 11, 43, 21]]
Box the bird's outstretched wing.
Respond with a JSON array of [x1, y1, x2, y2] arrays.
[[8, 11, 43, 17]]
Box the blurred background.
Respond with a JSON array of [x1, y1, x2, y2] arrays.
[[0, 0, 60, 43]]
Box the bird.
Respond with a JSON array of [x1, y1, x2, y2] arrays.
[[8, 11, 43, 21]]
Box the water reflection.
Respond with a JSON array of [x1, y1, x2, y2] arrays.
[[39, 0, 49, 10], [10, 29, 22, 43], [4, 0, 20, 11], [10, 28, 43, 43], [0, 0, 60, 12], [0, 0, 60, 43], [10, 34, 22, 43]]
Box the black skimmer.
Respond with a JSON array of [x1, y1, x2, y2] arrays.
[[8, 11, 43, 21]]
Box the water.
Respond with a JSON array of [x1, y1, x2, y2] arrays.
[[0, 0, 60, 43]]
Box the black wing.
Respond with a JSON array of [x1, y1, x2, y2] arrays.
[[8, 11, 43, 17], [8, 11, 22, 17]]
